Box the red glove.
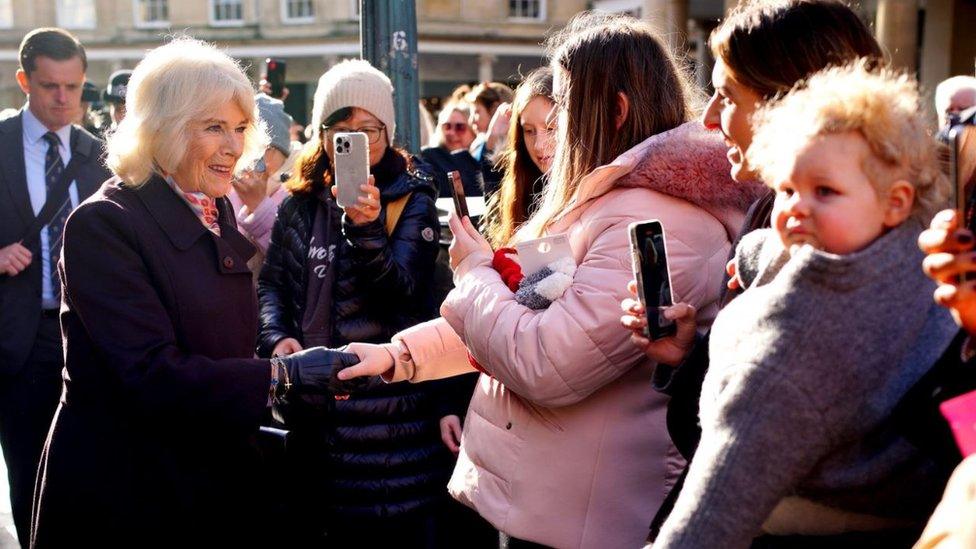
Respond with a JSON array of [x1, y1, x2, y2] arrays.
[[467, 248, 524, 375]]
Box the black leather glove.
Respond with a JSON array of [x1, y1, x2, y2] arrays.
[[276, 346, 360, 395], [272, 346, 358, 426]]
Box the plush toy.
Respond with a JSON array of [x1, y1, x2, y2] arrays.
[[467, 248, 577, 374]]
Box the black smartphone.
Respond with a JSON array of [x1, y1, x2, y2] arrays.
[[629, 220, 676, 340], [447, 170, 469, 218], [265, 58, 287, 99], [949, 106, 976, 219]]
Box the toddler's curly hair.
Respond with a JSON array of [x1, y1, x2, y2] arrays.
[[747, 59, 948, 224]]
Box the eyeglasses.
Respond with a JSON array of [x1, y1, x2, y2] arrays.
[[441, 122, 468, 133], [322, 124, 386, 145]]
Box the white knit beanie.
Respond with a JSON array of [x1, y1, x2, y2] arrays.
[[311, 59, 395, 145]]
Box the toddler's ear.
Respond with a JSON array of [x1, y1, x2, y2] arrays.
[[883, 180, 915, 227]]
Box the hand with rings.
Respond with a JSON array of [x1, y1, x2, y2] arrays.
[[334, 174, 382, 226]]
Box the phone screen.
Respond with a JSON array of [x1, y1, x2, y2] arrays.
[[630, 220, 676, 340], [448, 170, 469, 218]]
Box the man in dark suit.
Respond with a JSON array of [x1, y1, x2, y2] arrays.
[[0, 27, 110, 543]]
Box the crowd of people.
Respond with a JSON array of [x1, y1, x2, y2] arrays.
[[0, 0, 975, 548]]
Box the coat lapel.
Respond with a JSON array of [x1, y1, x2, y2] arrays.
[[0, 112, 33, 225], [135, 175, 254, 274], [68, 126, 101, 199]]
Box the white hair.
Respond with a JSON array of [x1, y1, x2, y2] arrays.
[[106, 36, 267, 187], [430, 101, 474, 148], [935, 75, 976, 126]]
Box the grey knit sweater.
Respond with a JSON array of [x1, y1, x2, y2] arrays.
[[654, 221, 959, 549]]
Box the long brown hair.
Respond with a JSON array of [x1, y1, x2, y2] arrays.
[[485, 67, 553, 248], [710, 0, 884, 100], [522, 12, 696, 238]]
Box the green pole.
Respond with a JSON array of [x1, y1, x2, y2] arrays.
[[361, 0, 422, 154]]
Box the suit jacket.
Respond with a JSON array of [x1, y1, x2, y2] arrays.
[[31, 175, 272, 547], [0, 110, 110, 376]]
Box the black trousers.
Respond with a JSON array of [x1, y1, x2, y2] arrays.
[[0, 316, 63, 544]]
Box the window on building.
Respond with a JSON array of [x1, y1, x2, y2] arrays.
[[134, 0, 169, 27], [509, 0, 545, 20], [282, 0, 314, 23], [0, 0, 13, 28], [210, 0, 243, 25], [57, 0, 96, 29]]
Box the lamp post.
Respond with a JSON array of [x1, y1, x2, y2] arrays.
[[361, 0, 422, 154]]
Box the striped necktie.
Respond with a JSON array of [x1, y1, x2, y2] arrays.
[[42, 131, 71, 302]]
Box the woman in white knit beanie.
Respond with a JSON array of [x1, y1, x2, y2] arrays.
[[257, 59, 487, 546]]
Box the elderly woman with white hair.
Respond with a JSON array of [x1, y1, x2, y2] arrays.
[[30, 37, 356, 547]]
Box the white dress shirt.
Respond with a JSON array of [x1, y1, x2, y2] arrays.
[[22, 106, 78, 309]]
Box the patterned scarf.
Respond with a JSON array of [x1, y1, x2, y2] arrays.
[[164, 176, 221, 236]]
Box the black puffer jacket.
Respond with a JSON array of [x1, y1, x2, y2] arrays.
[[257, 151, 460, 521]]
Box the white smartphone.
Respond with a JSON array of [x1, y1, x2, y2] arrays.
[[515, 234, 574, 275], [333, 132, 369, 208]]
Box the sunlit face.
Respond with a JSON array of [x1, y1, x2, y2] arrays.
[[521, 96, 556, 173], [441, 109, 475, 151], [944, 88, 976, 126], [172, 101, 248, 198], [323, 107, 387, 167], [771, 132, 903, 255], [17, 56, 85, 131], [702, 58, 763, 182], [471, 102, 491, 133]]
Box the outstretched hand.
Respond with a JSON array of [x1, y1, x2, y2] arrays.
[[621, 280, 698, 366], [336, 342, 397, 381]]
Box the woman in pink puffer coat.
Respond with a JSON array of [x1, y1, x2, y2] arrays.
[[340, 13, 764, 549]]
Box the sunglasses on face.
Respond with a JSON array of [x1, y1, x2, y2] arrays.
[[441, 122, 468, 133]]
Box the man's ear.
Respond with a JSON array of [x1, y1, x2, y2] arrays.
[[615, 91, 630, 130], [15, 69, 29, 96], [883, 180, 915, 227]]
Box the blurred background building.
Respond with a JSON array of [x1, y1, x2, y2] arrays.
[[0, 0, 970, 127]]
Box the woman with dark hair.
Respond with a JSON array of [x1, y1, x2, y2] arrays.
[[619, 0, 894, 541], [337, 12, 755, 547], [256, 59, 467, 547]]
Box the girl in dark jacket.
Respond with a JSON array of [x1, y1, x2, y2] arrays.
[[257, 59, 465, 547]]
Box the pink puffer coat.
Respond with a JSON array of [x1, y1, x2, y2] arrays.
[[390, 122, 764, 548]]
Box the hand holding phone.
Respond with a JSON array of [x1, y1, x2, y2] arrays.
[[265, 58, 287, 99], [333, 132, 370, 209], [629, 220, 676, 340]]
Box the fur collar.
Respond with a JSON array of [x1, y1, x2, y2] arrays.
[[610, 122, 768, 237]]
